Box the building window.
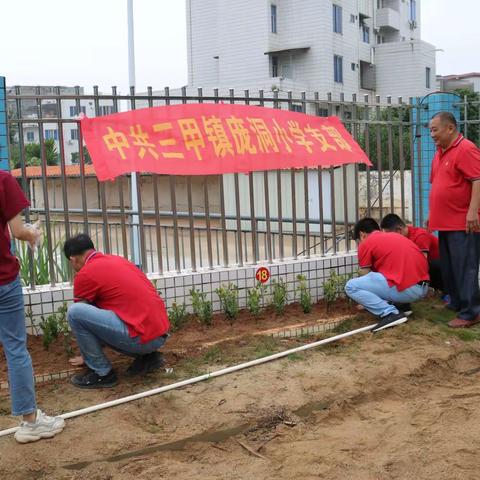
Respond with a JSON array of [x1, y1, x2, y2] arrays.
[[98, 105, 114, 116], [334, 55, 343, 83], [69, 105, 86, 117], [44, 129, 58, 141], [333, 4, 342, 34], [377, 34, 384, 44], [426, 67, 431, 89], [26, 131, 35, 142], [291, 104, 303, 113], [272, 56, 279, 77], [350, 14, 356, 23], [351, 63, 356, 71], [271, 4, 277, 33], [70, 129, 79, 141], [362, 24, 370, 43], [410, 0, 417, 22]]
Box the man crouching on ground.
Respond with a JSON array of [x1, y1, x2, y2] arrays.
[[63, 234, 170, 388], [345, 218, 430, 333]]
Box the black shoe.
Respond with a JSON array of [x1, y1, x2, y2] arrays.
[[70, 369, 118, 389], [126, 352, 165, 377], [371, 312, 408, 333], [393, 303, 412, 317]]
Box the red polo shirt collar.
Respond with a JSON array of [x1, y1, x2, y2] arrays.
[[439, 134, 463, 158]]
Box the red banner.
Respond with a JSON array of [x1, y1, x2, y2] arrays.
[[80, 103, 371, 181]]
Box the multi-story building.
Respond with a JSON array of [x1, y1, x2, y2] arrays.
[[6, 86, 115, 164], [437, 73, 480, 94], [186, 0, 436, 101]]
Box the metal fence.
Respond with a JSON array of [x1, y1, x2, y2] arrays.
[[6, 86, 479, 288]]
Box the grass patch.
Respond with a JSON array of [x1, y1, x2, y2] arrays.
[[411, 298, 480, 342], [202, 346, 224, 363], [287, 353, 305, 362], [251, 336, 280, 359]]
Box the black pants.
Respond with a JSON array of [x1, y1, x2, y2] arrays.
[[428, 259, 444, 292], [439, 231, 480, 320]]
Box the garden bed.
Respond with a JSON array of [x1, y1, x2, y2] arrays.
[[0, 299, 357, 386]]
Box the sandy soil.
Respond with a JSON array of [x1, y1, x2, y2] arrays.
[[1, 304, 479, 480]]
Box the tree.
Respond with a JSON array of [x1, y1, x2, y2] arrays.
[[70, 146, 92, 165], [356, 106, 411, 171], [455, 88, 479, 146]]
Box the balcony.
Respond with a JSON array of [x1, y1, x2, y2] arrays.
[[376, 7, 400, 31]]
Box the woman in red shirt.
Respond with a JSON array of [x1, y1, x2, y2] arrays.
[[0, 171, 64, 443]]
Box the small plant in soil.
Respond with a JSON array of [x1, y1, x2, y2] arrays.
[[216, 283, 239, 322], [271, 279, 288, 315], [323, 271, 350, 312], [168, 302, 188, 331], [39, 303, 73, 356], [56, 303, 74, 357], [247, 282, 267, 318], [296, 274, 312, 314], [39, 314, 60, 350], [190, 288, 213, 326]]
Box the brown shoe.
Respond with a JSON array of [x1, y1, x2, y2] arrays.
[[448, 316, 480, 328]]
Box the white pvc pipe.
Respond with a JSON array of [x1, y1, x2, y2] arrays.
[[0, 323, 375, 438]]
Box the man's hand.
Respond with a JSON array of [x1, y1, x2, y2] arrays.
[[466, 208, 480, 233]]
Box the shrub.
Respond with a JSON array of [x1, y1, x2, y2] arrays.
[[323, 271, 351, 311], [168, 302, 188, 331], [247, 282, 267, 317], [39, 314, 60, 350], [296, 274, 312, 314], [215, 283, 239, 321], [271, 279, 288, 315], [38, 303, 73, 356], [190, 288, 213, 326]]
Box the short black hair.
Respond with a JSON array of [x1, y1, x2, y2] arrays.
[[431, 111, 458, 128], [380, 213, 406, 231], [63, 234, 95, 259], [353, 217, 380, 241]]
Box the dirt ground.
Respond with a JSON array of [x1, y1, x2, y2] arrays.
[[0, 300, 357, 381], [1, 299, 480, 480]]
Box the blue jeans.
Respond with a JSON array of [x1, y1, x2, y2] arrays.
[[68, 303, 167, 376], [345, 272, 428, 317], [0, 277, 36, 416]]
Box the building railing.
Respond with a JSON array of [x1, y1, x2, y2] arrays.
[[7, 86, 479, 288]]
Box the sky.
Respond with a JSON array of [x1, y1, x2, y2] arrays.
[[0, 0, 478, 92]]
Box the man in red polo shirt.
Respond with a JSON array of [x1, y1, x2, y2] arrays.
[[428, 112, 480, 328], [345, 218, 429, 332], [380, 213, 443, 292], [63, 234, 170, 388]]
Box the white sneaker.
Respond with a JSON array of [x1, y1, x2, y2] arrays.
[[14, 409, 65, 444]]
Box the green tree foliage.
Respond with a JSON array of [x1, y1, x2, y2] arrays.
[[71, 146, 92, 165], [9, 139, 59, 169], [356, 106, 412, 171], [455, 88, 479, 146]]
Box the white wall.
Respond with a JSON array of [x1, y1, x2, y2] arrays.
[[375, 40, 435, 99]]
